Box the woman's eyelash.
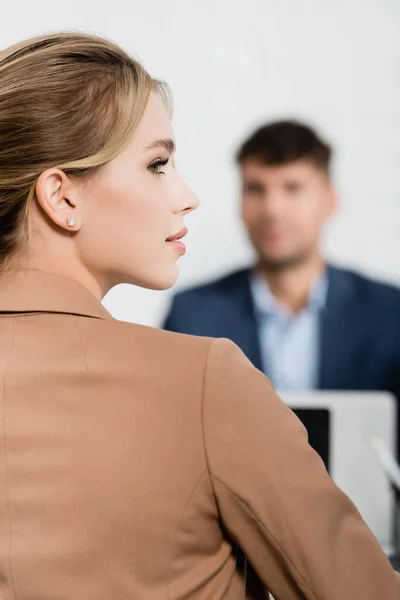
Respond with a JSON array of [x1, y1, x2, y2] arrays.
[[148, 158, 169, 175]]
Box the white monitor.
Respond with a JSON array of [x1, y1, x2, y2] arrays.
[[279, 391, 397, 554]]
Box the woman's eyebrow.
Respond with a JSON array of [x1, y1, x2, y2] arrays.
[[143, 138, 175, 153]]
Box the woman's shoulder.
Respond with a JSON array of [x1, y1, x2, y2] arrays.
[[77, 315, 222, 375], [76, 316, 256, 393], [115, 321, 250, 369], [109, 318, 215, 353]]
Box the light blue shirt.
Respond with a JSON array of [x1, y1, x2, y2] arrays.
[[249, 271, 328, 391]]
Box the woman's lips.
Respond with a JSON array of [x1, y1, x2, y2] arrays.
[[166, 227, 188, 255]]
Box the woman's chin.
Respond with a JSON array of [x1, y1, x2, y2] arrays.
[[106, 263, 180, 292], [154, 272, 180, 291], [141, 265, 180, 291]]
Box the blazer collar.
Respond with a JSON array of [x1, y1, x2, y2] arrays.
[[0, 269, 112, 320]]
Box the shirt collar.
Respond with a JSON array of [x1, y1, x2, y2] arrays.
[[250, 269, 329, 317], [0, 268, 112, 320]]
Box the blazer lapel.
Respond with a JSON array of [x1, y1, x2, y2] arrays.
[[226, 270, 263, 372], [318, 267, 360, 390]]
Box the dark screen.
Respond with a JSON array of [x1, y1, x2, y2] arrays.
[[292, 408, 331, 471]]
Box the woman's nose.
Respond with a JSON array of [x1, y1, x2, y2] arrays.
[[175, 180, 199, 215]]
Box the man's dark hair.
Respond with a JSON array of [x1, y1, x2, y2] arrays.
[[236, 120, 332, 174]]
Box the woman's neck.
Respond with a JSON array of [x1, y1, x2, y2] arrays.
[[5, 247, 107, 301]]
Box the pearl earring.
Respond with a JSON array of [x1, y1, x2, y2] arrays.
[[67, 216, 76, 228]]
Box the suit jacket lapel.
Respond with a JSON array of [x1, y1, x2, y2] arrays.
[[318, 266, 360, 390], [228, 270, 263, 372]]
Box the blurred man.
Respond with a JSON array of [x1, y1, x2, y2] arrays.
[[164, 120, 400, 454]]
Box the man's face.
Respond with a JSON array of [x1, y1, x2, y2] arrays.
[[240, 159, 337, 270]]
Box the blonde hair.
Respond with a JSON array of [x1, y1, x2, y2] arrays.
[[0, 32, 169, 258]]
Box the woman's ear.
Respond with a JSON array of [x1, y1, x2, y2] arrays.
[[35, 168, 82, 232]]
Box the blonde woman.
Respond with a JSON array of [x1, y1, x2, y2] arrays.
[[0, 33, 397, 600]]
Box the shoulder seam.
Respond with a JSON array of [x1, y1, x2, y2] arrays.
[[200, 339, 220, 506], [72, 316, 89, 373]]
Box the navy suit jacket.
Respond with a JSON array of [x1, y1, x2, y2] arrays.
[[164, 265, 400, 453]]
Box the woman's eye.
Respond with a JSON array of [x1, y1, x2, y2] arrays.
[[148, 158, 169, 175]]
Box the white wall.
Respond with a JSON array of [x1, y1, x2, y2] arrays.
[[3, 0, 400, 325]]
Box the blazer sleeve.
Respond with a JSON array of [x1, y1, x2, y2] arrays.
[[202, 338, 400, 600]]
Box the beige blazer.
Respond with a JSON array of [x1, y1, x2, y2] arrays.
[[0, 269, 398, 600]]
